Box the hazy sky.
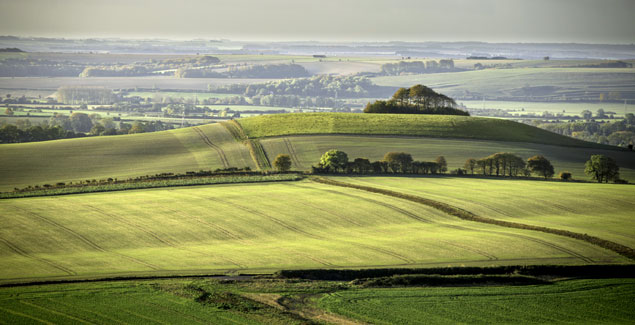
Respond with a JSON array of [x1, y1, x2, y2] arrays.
[[1, 0, 633, 43]]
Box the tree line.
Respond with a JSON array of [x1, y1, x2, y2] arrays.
[[1, 113, 174, 143], [214, 75, 393, 99], [177, 63, 310, 79], [537, 113, 635, 148], [364, 85, 470, 116], [309, 150, 449, 175], [380, 59, 459, 76], [288, 149, 624, 184]]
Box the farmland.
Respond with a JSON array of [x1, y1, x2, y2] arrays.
[[332, 176, 635, 248], [3, 113, 634, 192], [460, 100, 635, 117], [372, 68, 635, 102], [1, 179, 629, 283], [1, 42, 634, 324], [0, 123, 255, 191], [319, 278, 635, 324]]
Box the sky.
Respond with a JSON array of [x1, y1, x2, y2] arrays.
[[0, 0, 634, 43]]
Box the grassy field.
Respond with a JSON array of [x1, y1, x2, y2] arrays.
[[460, 100, 635, 116], [0, 123, 255, 191], [0, 179, 628, 283], [319, 278, 635, 324], [334, 177, 635, 248], [0, 279, 307, 324], [237, 113, 616, 148], [260, 135, 635, 181], [372, 68, 635, 101]]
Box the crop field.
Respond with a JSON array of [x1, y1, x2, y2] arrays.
[[319, 278, 635, 324], [260, 135, 635, 181], [0, 123, 255, 191], [238, 113, 618, 149], [460, 100, 635, 116], [1, 179, 628, 283], [372, 68, 635, 101], [0, 279, 306, 324], [334, 176, 635, 247], [0, 76, 274, 91]]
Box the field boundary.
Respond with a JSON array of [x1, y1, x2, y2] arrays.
[[311, 176, 635, 261], [247, 139, 272, 170], [220, 120, 249, 141]]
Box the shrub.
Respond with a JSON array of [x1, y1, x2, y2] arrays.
[[559, 171, 572, 181]]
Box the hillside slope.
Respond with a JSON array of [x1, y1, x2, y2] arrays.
[[237, 113, 617, 149], [0, 124, 255, 191]]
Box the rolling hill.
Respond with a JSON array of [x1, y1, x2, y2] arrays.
[[1, 113, 634, 192], [0, 179, 629, 284]]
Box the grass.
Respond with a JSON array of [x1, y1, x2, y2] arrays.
[[0, 123, 255, 192], [1, 179, 628, 284], [334, 176, 635, 248], [319, 278, 635, 324], [0, 279, 306, 324], [0, 274, 633, 324], [260, 135, 635, 181], [372, 67, 635, 101], [237, 113, 616, 149]]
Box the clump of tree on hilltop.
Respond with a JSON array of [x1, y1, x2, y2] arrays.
[[364, 84, 469, 116]]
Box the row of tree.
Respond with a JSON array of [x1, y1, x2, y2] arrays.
[[462, 153, 553, 178], [56, 86, 116, 105], [215, 75, 392, 99], [380, 59, 458, 76], [0, 124, 84, 143], [301, 150, 623, 184], [364, 85, 469, 116], [310, 150, 448, 175]]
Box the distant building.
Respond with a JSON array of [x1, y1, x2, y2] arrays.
[[313, 55, 326, 58]]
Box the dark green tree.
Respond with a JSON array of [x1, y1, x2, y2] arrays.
[[527, 155, 554, 179], [69, 112, 93, 133], [584, 155, 619, 183], [319, 150, 349, 173], [383, 152, 413, 173], [273, 154, 292, 172]]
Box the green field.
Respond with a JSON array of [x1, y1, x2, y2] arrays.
[[0, 123, 255, 191], [0, 279, 307, 324], [1, 179, 629, 283], [237, 113, 615, 148], [372, 68, 635, 101], [261, 134, 635, 181], [334, 177, 635, 248], [319, 278, 635, 324]]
